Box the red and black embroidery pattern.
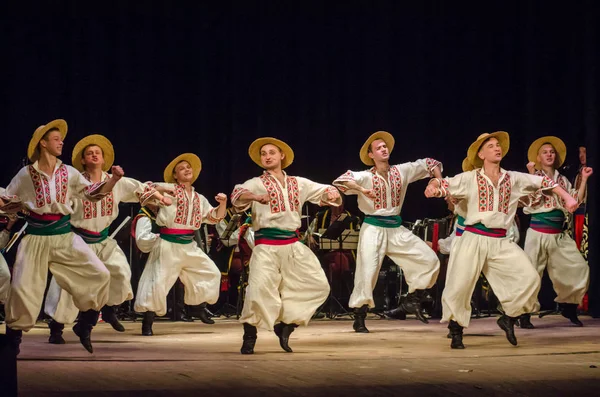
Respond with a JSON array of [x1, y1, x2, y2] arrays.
[[260, 173, 286, 213], [477, 171, 494, 212], [497, 174, 511, 215], [389, 166, 403, 207], [174, 184, 190, 225], [54, 165, 69, 204], [286, 176, 300, 212]]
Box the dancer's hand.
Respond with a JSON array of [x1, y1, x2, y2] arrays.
[[327, 188, 340, 201], [424, 184, 439, 198], [526, 162, 536, 174], [160, 196, 172, 206], [563, 196, 578, 213], [253, 193, 270, 204], [215, 193, 227, 206], [361, 188, 376, 200], [111, 165, 125, 181]]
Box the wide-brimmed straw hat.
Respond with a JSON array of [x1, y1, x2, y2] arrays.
[[467, 131, 510, 168], [527, 136, 567, 169], [164, 153, 202, 184], [71, 134, 115, 172], [248, 137, 294, 169], [359, 131, 395, 166], [28, 119, 68, 161]]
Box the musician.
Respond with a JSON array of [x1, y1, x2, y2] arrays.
[[43, 135, 168, 345], [133, 153, 226, 336], [0, 120, 128, 355], [231, 137, 341, 354], [333, 131, 442, 332], [521, 137, 592, 327], [425, 131, 578, 349]]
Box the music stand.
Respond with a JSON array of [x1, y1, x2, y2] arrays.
[[212, 214, 242, 318], [313, 213, 354, 319]]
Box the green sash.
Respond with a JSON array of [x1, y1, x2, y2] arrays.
[[364, 215, 403, 228]]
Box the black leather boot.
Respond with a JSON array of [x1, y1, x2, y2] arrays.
[[240, 323, 257, 354], [274, 322, 297, 353], [448, 320, 464, 349], [497, 314, 518, 346], [48, 320, 66, 344], [73, 309, 99, 353], [101, 305, 125, 332], [352, 305, 369, 333], [399, 292, 429, 324], [560, 303, 583, 326], [196, 303, 215, 325], [142, 312, 155, 336], [517, 313, 535, 329], [6, 327, 22, 356], [383, 306, 407, 320]]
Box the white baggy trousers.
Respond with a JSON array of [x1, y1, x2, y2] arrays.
[[524, 229, 589, 305], [240, 241, 330, 331], [442, 231, 541, 327], [349, 223, 440, 309], [6, 233, 110, 331], [134, 238, 221, 316], [44, 237, 134, 324]]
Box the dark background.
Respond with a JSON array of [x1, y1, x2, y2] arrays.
[[1, 1, 598, 313]]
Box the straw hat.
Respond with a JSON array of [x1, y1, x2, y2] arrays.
[[359, 131, 395, 166], [248, 137, 294, 169], [461, 157, 475, 172], [164, 153, 202, 184], [71, 134, 115, 172], [527, 136, 567, 169], [28, 119, 68, 161], [467, 131, 510, 168]]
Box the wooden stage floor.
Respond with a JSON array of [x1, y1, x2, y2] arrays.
[[6, 314, 600, 396]]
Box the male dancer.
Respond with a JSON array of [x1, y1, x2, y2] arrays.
[[522, 136, 592, 326], [134, 153, 226, 335], [231, 137, 341, 354], [424, 131, 578, 349], [133, 202, 214, 324], [44, 135, 169, 344], [333, 131, 442, 332], [0, 120, 123, 354]]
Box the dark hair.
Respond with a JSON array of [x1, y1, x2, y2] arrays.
[[41, 127, 60, 141], [368, 139, 386, 154], [477, 136, 496, 153], [81, 144, 105, 158], [37, 127, 61, 153]]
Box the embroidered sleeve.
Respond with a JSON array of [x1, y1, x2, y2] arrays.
[[230, 179, 256, 211], [0, 185, 22, 213], [199, 194, 224, 225], [438, 172, 471, 199], [400, 158, 442, 185], [115, 177, 157, 205], [513, 171, 558, 197], [69, 167, 108, 202], [332, 170, 356, 193], [298, 177, 342, 207], [332, 170, 372, 195], [425, 158, 443, 176]]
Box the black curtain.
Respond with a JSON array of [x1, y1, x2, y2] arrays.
[[2, 1, 598, 312]]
